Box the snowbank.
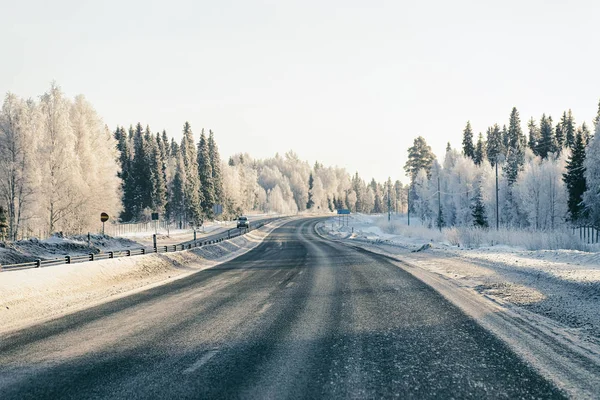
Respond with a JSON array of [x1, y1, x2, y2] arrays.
[[0, 218, 290, 334]]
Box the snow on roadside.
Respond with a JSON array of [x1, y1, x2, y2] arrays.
[[318, 214, 600, 341], [0, 218, 290, 335], [317, 215, 600, 397]]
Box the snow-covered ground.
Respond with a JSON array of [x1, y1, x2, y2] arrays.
[[318, 214, 600, 397], [0, 218, 291, 334]]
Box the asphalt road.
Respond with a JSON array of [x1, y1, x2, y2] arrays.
[[0, 218, 564, 399]]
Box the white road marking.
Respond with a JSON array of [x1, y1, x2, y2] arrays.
[[183, 350, 219, 374], [258, 302, 272, 314]]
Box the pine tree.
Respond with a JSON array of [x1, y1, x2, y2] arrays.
[[471, 181, 488, 228], [537, 114, 557, 159], [208, 130, 224, 205], [197, 129, 214, 216], [473, 133, 485, 166], [404, 136, 436, 181], [150, 132, 167, 213], [180, 122, 203, 225], [130, 123, 153, 218], [169, 152, 186, 225], [527, 118, 539, 155], [306, 173, 315, 209], [563, 130, 587, 222], [579, 123, 591, 146], [486, 124, 503, 166], [504, 108, 525, 185], [115, 127, 135, 221], [462, 121, 475, 159], [562, 110, 576, 149], [555, 122, 565, 150]]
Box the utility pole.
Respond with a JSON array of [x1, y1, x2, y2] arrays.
[[437, 175, 442, 232], [495, 158, 499, 231], [387, 181, 391, 222], [407, 185, 410, 226]]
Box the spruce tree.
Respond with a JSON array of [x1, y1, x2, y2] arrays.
[[527, 118, 539, 155], [446, 142, 452, 152], [486, 124, 503, 166], [404, 136, 436, 181], [208, 130, 224, 205], [471, 184, 488, 228], [555, 122, 565, 150], [115, 127, 136, 221], [473, 133, 485, 166], [169, 153, 186, 225], [563, 131, 587, 222], [462, 121, 475, 159], [180, 122, 203, 225], [537, 114, 557, 159], [562, 110, 576, 149], [504, 108, 525, 185], [197, 129, 215, 216], [583, 122, 600, 225], [150, 133, 167, 213], [578, 123, 591, 146], [306, 173, 315, 209], [130, 123, 153, 218]]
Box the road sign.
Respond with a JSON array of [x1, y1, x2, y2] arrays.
[[151, 212, 159, 221], [100, 212, 109, 222], [337, 209, 350, 215], [212, 204, 223, 216]]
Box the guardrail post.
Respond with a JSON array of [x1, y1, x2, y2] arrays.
[[109, 251, 114, 259], [35, 259, 41, 268], [141, 248, 145, 255], [164, 246, 168, 253], [66, 255, 71, 264], [126, 249, 131, 257], [90, 253, 94, 261]]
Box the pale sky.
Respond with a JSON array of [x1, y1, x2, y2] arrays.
[[2, 0, 599, 183]]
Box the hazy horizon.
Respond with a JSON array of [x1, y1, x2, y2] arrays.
[[2, 0, 599, 183]]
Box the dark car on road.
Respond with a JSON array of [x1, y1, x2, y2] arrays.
[[237, 216, 249, 229]]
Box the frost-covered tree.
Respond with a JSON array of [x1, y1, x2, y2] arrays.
[[404, 136, 435, 181], [38, 83, 82, 233], [486, 124, 503, 166], [197, 129, 215, 216], [306, 173, 315, 209], [527, 117, 539, 156], [0, 94, 38, 240], [180, 122, 203, 225], [208, 130, 224, 206], [583, 122, 600, 225]]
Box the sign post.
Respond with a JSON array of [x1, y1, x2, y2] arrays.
[[337, 209, 350, 227], [152, 212, 159, 235], [100, 212, 109, 236]]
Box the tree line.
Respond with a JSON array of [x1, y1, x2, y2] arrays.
[[404, 102, 600, 230], [0, 83, 405, 240]]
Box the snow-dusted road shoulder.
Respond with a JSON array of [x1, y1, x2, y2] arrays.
[[316, 220, 600, 399], [0, 218, 291, 335]]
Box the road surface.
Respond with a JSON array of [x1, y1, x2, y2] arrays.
[[0, 218, 563, 399]]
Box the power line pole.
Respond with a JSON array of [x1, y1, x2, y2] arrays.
[[407, 185, 410, 226], [387, 181, 391, 222], [495, 158, 499, 230], [437, 175, 442, 232]]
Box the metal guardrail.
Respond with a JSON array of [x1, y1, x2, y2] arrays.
[[0, 220, 275, 272], [573, 225, 600, 244]]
